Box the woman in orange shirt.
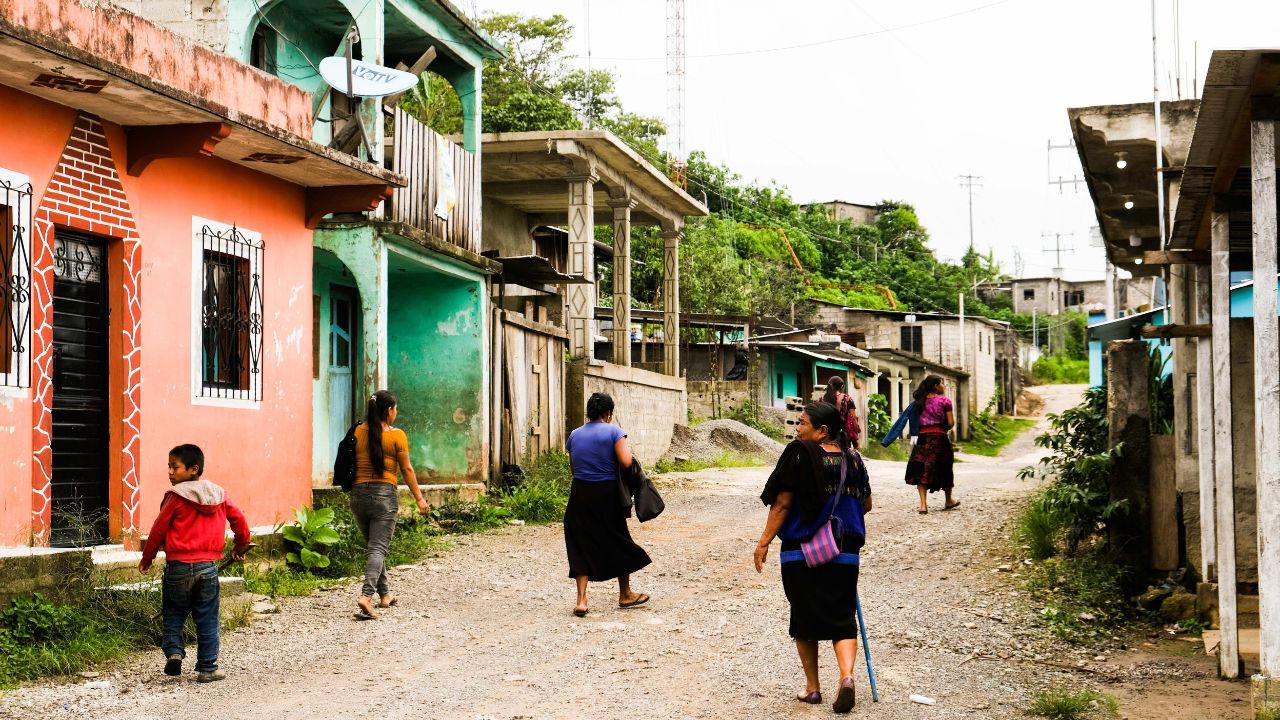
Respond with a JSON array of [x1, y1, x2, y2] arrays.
[[351, 390, 430, 619]]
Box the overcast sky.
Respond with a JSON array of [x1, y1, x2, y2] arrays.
[[474, 0, 1280, 281]]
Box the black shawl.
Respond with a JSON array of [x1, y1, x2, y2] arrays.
[[760, 439, 830, 525]]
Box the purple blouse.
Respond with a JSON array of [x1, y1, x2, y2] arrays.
[[919, 394, 953, 428]]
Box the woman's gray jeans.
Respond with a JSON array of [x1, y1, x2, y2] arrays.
[[350, 482, 399, 598]]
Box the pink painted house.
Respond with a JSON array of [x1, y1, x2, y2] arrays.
[[0, 0, 401, 547]]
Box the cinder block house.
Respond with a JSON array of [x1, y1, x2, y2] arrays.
[[0, 0, 400, 547]]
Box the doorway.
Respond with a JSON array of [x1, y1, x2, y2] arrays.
[[327, 285, 357, 455], [50, 231, 109, 546]]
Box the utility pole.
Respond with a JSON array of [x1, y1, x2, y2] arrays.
[[957, 174, 983, 255], [1042, 232, 1075, 279], [1047, 139, 1085, 193], [665, 0, 687, 188]]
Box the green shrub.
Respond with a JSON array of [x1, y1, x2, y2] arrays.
[[1027, 687, 1118, 719], [431, 497, 510, 533], [281, 506, 341, 571], [505, 479, 568, 523], [1015, 492, 1062, 561], [1032, 355, 1090, 384], [866, 393, 891, 440]]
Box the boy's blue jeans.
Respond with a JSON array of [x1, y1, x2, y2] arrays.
[[161, 560, 220, 672]]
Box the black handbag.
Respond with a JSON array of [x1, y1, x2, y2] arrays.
[[332, 422, 361, 491], [634, 474, 665, 523]]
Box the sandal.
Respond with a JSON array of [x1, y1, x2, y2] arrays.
[[796, 690, 822, 704], [618, 593, 650, 609], [573, 607, 589, 618], [355, 597, 379, 620], [944, 500, 961, 511], [918, 508, 928, 514], [378, 594, 398, 608], [832, 677, 856, 713]]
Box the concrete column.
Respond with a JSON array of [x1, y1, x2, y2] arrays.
[[610, 192, 635, 367], [1211, 208, 1240, 679], [662, 224, 683, 376], [1252, 112, 1280, 709], [1105, 339, 1151, 576], [888, 375, 901, 420], [1196, 261, 1216, 581], [565, 170, 598, 360]]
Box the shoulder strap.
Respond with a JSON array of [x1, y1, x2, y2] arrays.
[[817, 455, 848, 525]]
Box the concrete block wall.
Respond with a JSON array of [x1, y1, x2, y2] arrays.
[[567, 360, 687, 465], [0, 548, 93, 606], [687, 380, 752, 420], [109, 0, 231, 53]]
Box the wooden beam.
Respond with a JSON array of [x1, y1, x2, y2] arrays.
[[382, 47, 437, 108], [1211, 208, 1241, 679], [1252, 112, 1280, 677], [500, 310, 569, 340], [1140, 324, 1212, 339], [124, 122, 230, 176], [1141, 250, 1210, 265], [304, 185, 393, 228]]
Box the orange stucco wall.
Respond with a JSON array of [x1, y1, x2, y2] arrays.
[[0, 83, 314, 545]]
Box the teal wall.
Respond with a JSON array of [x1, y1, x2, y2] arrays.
[[312, 252, 363, 482], [387, 265, 485, 481], [770, 352, 806, 403]]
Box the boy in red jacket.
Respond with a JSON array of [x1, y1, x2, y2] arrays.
[[139, 444, 250, 682]]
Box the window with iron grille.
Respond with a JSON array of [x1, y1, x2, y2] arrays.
[[900, 325, 923, 355], [195, 222, 263, 402], [0, 172, 32, 388]]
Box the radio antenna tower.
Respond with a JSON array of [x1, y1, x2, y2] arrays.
[[666, 0, 687, 188]]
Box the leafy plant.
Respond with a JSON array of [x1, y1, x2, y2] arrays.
[[866, 393, 892, 441], [281, 506, 341, 571], [505, 478, 568, 523], [0, 593, 79, 644], [1018, 387, 1126, 555], [1148, 344, 1174, 435]]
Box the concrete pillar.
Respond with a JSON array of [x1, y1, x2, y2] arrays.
[[1166, 261, 1195, 573], [1212, 208, 1241, 679], [565, 169, 598, 360], [609, 191, 635, 367], [1105, 339, 1151, 577], [662, 224, 682, 376], [1196, 261, 1217, 580], [888, 375, 902, 421], [1252, 111, 1280, 712]]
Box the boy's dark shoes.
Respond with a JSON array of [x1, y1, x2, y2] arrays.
[[197, 670, 226, 683], [164, 654, 182, 676]]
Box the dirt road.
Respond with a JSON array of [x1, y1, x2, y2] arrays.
[[2, 384, 1227, 719]]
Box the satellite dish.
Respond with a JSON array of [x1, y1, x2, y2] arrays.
[[319, 56, 418, 98]]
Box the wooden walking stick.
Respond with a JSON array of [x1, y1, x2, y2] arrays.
[[856, 594, 880, 702]]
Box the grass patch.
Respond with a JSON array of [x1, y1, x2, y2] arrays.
[[654, 452, 765, 473], [729, 400, 787, 442], [861, 442, 909, 462], [1033, 355, 1090, 384], [242, 565, 341, 597], [502, 449, 572, 524], [1023, 554, 1131, 643], [962, 416, 1035, 457], [1015, 495, 1062, 561], [1027, 687, 1119, 719]]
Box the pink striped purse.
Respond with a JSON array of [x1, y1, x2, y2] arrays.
[[799, 456, 847, 568]]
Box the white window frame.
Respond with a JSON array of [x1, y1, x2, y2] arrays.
[[0, 167, 32, 395], [191, 216, 263, 409]]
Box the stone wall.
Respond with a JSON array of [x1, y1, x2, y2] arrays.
[[0, 548, 93, 606], [567, 360, 687, 465]]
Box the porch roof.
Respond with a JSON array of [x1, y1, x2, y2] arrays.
[[865, 348, 970, 379], [1169, 50, 1280, 264], [1066, 99, 1199, 275], [481, 130, 709, 228], [0, 0, 404, 196]]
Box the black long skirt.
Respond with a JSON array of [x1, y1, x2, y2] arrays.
[[564, 479, 652, 581], [780, 540, 860, 641], [905, 431, 955, 492]]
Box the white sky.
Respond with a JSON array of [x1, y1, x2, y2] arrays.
[[474, 0, 1280, 281]]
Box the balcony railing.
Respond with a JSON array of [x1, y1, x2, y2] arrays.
[[388, 107, 479, 254]]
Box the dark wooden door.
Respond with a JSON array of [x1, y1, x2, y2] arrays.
[[50, 231, 109, 546]]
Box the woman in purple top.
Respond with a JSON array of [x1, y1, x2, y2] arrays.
[[903, 375, 958, 514], [563, 392, 652, 617]]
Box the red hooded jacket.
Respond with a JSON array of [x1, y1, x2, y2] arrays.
[[141, 479, 251, 565]]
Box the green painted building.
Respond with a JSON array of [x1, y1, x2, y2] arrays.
[[132, 0, 506, 485]]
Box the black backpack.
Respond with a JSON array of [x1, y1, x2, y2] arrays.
[[333, 422, 361, 491]]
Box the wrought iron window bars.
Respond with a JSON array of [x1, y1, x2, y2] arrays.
[[0, 179, 32, 388], [199, 224, 263, 401]]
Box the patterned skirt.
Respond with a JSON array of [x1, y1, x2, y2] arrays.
[[904, 430, 954, 492]]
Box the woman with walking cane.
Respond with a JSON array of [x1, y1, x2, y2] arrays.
[[754, 401, 873, 713]]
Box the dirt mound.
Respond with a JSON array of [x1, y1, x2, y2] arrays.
[[1015, 388, 1046, 417], [662, 418, 786, 464]]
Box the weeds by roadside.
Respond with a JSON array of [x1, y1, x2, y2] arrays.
[[1027, 687, 1119, 719], [729, 400, 786, 442], [1023, 554, 1131, 643], [654, 452, 765, 473], [861, 441, 909, 462]]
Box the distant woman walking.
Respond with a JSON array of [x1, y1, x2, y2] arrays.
[[564, 392, 651, 617], [822, 376, 861, 447], [351, 390, 431, 619], [903, 375, 957, 514]]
